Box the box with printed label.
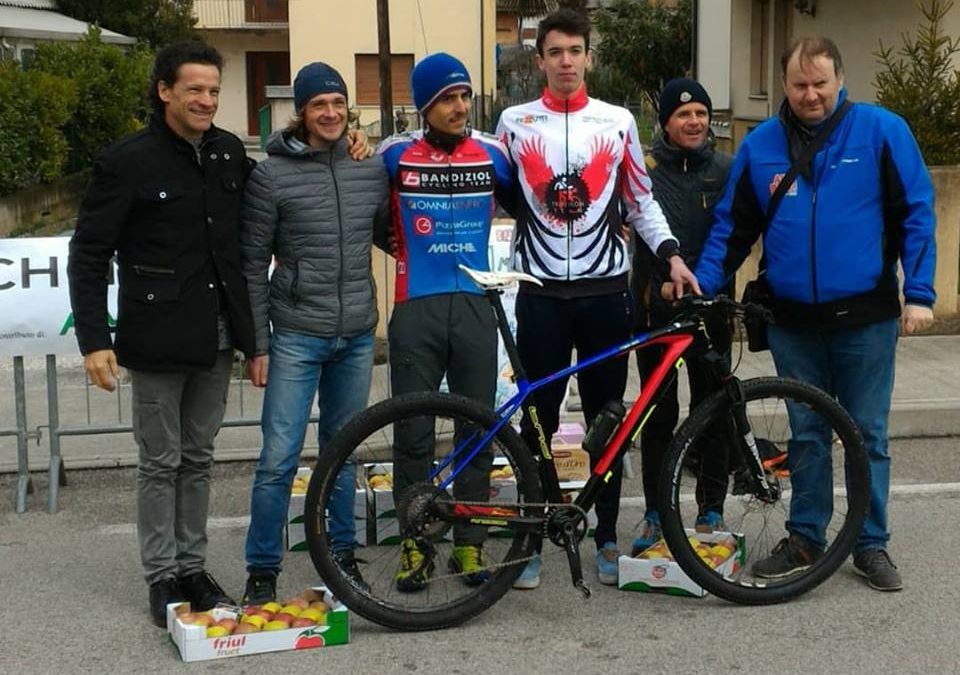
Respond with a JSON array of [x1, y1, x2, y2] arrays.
[[552, 421, 590, 482], [286, 466, 367, 551], [167, 587, 348, 662], [617, 529, 744, 597]]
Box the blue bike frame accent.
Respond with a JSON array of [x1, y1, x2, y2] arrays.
[[430, 329, 655, 492]]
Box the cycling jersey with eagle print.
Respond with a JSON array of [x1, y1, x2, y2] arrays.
[[496, 86, 677, 285]]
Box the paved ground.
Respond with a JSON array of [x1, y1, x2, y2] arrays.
[[1, 435, 958, 674]]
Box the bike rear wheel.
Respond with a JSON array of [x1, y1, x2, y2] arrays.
[[304, 392, 542, 631], [658, 377, 869, 604]]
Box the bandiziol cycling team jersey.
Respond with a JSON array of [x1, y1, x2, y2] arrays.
[[379, 129, 515, 302]]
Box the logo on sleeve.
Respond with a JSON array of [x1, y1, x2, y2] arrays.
[[769, 173, 798, 197]]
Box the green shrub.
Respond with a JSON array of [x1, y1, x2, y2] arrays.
[[0, 62, 76, 195], [34, 27, 152, 173], [874, 0, 960, 165]]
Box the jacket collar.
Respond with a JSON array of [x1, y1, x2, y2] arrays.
[[651, 133, 715, 171], [149, 114, 221, 150], [541, 84, 589, 113], [778, 87, 849, 179]]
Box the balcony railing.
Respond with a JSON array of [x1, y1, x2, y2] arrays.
[[194, 0, 289, 29]]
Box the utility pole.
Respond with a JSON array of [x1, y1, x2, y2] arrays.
[[377, 0, 395, 137]]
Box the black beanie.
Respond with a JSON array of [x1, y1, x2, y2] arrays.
[[658, 78, 712, 129], [294, 62, 348, 111]]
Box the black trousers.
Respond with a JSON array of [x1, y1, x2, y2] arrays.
[[636, 311, 732, 517], [516, 290, 633, 548], [389, 293, 498, 545]]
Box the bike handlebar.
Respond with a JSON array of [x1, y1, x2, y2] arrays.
[[670, 295, 775, 325]]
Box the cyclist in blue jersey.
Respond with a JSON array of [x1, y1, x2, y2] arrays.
[[378, 53, 516, 592]]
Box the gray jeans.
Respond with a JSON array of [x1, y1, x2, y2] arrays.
[[131, 351, 233, 585]]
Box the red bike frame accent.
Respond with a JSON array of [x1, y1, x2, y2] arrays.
[[592, 333, 694, 476]]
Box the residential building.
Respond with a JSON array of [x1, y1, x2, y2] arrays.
[[695, 0, 960, 149], [0, 0, 134, 67], [193, 0, 290, 142]]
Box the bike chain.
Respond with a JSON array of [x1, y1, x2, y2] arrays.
[[403, 499, 590, 585]]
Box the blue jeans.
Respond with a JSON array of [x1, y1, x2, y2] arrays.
[[245, 330, 374, 572], [768, 319, 897, 554]]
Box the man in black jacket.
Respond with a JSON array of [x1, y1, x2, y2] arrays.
[[68, 40, 256, 627], [630, 78, 733, 555]]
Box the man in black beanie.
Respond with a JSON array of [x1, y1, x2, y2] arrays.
[[630, 77, 734, 556]]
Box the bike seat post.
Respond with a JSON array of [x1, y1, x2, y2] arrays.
[[486, 289, 528, 382]]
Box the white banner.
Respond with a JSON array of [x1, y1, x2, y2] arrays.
[[488, 222, 519, 409], [0, 236, 118, 357]]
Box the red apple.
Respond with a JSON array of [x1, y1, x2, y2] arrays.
[[235, 622, 261, 634], [292, 617, 317, 628], [285, 597, 310, 609], [273, 612, 296, 625]]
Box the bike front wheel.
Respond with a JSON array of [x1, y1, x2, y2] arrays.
[[304, 392, 542, 631], [657, 377, 870, 604]]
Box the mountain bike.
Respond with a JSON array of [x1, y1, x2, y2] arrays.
[[303, 267, 870, 631]]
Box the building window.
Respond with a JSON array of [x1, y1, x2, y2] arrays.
[[19, 48, 36, 70], [355, 54, 414, 106], [750, 0, 769, 96]]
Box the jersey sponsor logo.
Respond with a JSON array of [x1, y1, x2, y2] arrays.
[[414, 215, 433, 235], [400, 163, 494, 195], [581, 115, 616, 124], [769, 173, 798, 197], [515, 114, 548, 125], [427, 242, 477, 254], [401, 170, 420, 187], [404, 197, 487, 211]]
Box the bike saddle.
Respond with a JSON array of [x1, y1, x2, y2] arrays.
[[458, 265, 543, 290]]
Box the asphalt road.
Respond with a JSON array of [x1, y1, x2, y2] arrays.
[[1, 436, 959, 674]]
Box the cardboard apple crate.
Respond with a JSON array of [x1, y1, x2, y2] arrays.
[[617, 529, 745, 598], [286, 466, 367, 551], [167, 587, 348, 662]]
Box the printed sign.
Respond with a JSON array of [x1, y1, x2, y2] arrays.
[[0, 237, 118, 357]]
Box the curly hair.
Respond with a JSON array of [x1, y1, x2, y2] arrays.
[[149, 40, 224, 118]]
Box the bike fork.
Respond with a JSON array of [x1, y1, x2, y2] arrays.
[[725, 378, 779, 503]]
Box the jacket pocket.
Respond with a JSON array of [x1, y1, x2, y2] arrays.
[[122, 266, 180, 304]]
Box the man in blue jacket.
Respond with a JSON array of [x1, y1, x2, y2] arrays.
[[695, 37, 936, 592]]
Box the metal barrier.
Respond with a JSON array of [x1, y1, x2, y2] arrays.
[[0, 354, 296, 514], [4, 357, 33, 513]]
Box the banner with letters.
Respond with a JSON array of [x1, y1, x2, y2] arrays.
[[0, 236, 118, 357]]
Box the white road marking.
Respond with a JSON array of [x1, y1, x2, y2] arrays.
[[97, 482, 960, 535]]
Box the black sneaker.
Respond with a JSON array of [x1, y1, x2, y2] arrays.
[[334, 550, 370, 593], [179, 570, 236, 611], [853, 549, 903, 591], [149, 577, 185, 628], [242, 569, 278, 605], [752, 534, 823, 579]]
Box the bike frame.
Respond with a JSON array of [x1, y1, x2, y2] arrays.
[[431, 289, 705, 524]]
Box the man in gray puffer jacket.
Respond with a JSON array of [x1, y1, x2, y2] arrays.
[[239, 62, 389, 604]]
